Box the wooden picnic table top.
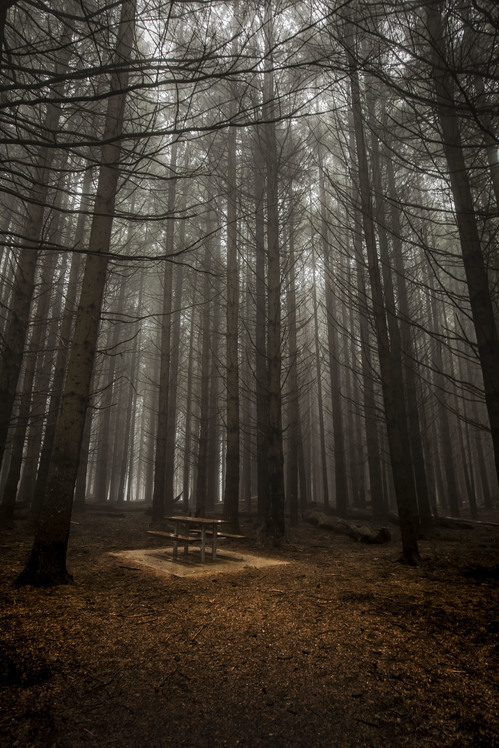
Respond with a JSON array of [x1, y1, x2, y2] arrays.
[[165, 515, 225, 526]]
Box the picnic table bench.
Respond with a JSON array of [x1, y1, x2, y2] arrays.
[[147, 515, 244, 563]]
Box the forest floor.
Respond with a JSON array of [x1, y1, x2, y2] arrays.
[[1, 508, 498, 748]]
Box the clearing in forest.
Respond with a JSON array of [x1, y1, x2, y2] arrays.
[[1, 510, 498, 747]]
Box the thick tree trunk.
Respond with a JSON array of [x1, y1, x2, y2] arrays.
[[348, 53, 419, 563], [0, 251, 59, 526], [17, 0, 136, 586], [427, 1, 499, 488], [0, 35, 72, 471], [29, 167, 89, 519]]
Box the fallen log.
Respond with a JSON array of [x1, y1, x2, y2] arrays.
[[303, 510, 391, 545], [437, 516, 499, 529]]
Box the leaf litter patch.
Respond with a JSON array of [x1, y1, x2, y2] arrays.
[[112, 546, 289, 577]]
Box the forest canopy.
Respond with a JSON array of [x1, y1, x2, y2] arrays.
[[0, 0, 498, 583]]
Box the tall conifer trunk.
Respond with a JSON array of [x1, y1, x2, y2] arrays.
[[263, 7, 285, 542], [311, 245, 329, 509], [426, 1, 499, 488], [285, 221, 300, 526], [253, 127, 269, 522], [0, 30, 72, 471], [348, 37, 420, 563], [223, 0, 241, 530], [318, 144, 349, 516], [152, 141, 177, 525], [17, 0, 136, 586]]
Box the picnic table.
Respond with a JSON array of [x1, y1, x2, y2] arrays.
[[147, 515, 238, 563]]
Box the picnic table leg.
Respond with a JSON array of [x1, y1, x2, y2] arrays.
[[172, 521, 179, 558], [212, 528, 218, 560], [200, 528, 206, 563]]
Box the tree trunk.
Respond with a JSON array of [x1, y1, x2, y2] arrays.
[[384, 151, 433, 528], [17, 0, 136, 586], [0, 251, 60, 526], [195, 236, 213, 517], [263, 12, 285, 541], [318, 145, 349, 516], [348, 47, 419, 563], [223, 52, 240, 530], [206, 244, 222, 510], [182, 281, 197, 512], [151, 141, 177, 525], [428, 271, 460, 516], [427, 1, 499, 488], [311, 246, 330, 509], [347, 122, 386, 521], [0, 1, 16, 68], [117, 291, 142, 504], [93, 282, 126, 503], [29, 161, 90, 519], [253, 127, 269, 523], [344, 261, 365, 508], [285, 221, 300, 526], [0, 33, 72, 471], [367, 106, 421, 527], [164, 258, 184, 511]]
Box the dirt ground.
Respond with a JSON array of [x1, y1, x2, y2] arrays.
[[1, 509, 498, 747]]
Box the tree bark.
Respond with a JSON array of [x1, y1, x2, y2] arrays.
[[347, 121, 386, 521], [426, 0, 499, 488], [262, 10, 285, 541], [318, 144, 349, 516], [253, 127, 269, 523], [223, 42, 240, 530], [17, 0, 136, 586], [0, 250, 60, 525], [384, 150, 433, 529], [151, 141, 177, 525], [311, 246, 330, 509], [164, 254, 184, 512], [0, 33, 72, 471], [195, 223, 215, 517], [428, 263, 461, 516], [29, 160, 91, 519], [348, 46, 420, 563], [182, 278, 197, 512], [285, 221, 300, 526], [367, 103, 420, 526]]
